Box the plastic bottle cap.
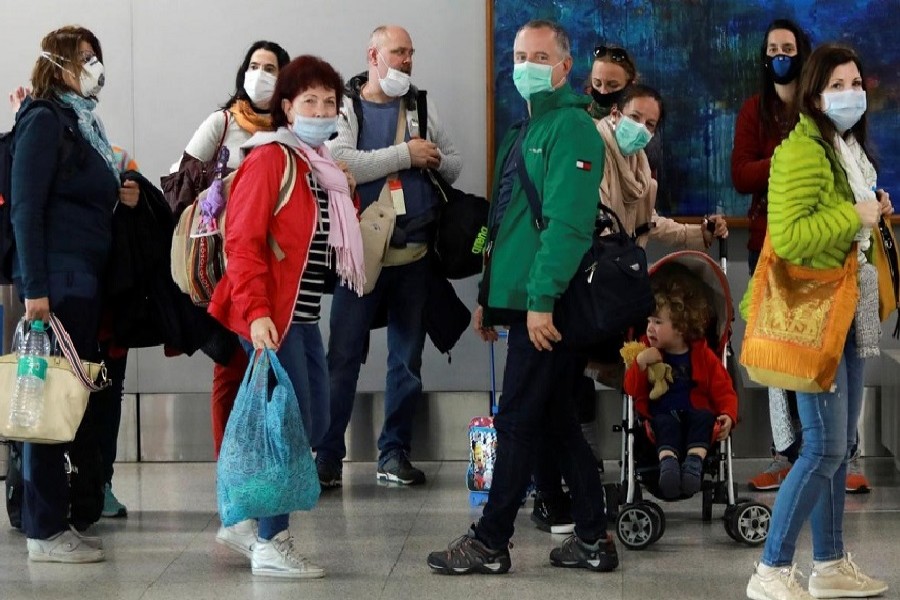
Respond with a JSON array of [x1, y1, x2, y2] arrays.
[[31, 320, 46, 332]]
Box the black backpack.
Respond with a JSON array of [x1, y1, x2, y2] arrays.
[[4, 413, 105, 532], [0, 99, 73, 283]]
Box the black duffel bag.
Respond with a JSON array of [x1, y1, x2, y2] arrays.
[[427, 170, 489, 280], [516, 153, 653, 350], [554, 204, 654, 349]]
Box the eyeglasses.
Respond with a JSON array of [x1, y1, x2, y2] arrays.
[[77, 50, 97, 65], [593, 45, 629, 63]]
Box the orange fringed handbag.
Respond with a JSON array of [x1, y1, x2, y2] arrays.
[[740, 235, 859, 393]]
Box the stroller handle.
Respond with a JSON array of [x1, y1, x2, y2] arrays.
[[705, 218, 728, 264]]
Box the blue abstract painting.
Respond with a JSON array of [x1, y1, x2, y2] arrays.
[[492, 0, 900, 216]]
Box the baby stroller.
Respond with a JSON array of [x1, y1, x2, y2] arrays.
[[608, 246, 772, 550]]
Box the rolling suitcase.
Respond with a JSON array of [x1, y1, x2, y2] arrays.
[[466, 332, 505, 507]]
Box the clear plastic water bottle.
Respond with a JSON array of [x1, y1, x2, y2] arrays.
[[8, 320, 52, 429]]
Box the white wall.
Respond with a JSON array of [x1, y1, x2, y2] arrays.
[[1, 0, 495, 393]]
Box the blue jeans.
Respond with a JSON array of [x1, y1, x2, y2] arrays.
[[652, 408, 715, 456], [239, 322, 329, 540], [761, 332, 865, 566], [475, 323, 608, 550], [318, 259, 429, 467]]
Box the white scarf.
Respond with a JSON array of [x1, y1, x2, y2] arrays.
[[833, 133, 877, 254], [833, 132, 880, 358]]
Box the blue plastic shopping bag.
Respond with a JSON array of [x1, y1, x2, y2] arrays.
[[217, 349, 320, 526]]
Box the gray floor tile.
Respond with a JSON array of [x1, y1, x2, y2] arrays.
[[0, 458, 897, 600]]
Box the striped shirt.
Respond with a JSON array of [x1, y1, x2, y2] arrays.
[[293, 172, 330, 323]]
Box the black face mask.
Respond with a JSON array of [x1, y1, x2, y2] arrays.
[[591, 87, 627, 111], [766, 54, 801, 85]]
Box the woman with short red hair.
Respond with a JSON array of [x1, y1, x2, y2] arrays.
[[209, 55, 365, 579]]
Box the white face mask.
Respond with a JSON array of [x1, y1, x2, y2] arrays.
[[376, 51, 411, 97], [79, 57, 105, 98], [243, 69, 277, 106], [41, 51, 105, 98]]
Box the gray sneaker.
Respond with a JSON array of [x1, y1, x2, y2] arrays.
[[427, 528, 511, 575], [549, 534, 619, 572], [27, 529, 105, 563], [377, 453, 425, 485]]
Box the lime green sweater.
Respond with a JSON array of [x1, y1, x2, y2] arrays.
[[740, 114, 861, 318]]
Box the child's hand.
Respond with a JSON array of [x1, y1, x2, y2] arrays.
[[716, 415, 733, 441], [637, 347, 662, 370]]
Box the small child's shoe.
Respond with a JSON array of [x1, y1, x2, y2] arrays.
[[681, 454, 704, 497], [658, 456, 681, 499]]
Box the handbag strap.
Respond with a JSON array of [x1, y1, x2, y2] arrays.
[[47, 314, 109, 391], [515, 130, 626, 239]]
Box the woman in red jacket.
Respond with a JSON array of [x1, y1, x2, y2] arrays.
[[731, 19, 810, 274], [208, 55, 365, 579]]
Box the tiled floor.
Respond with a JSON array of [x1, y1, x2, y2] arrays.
[[1, 458, 898, 600]]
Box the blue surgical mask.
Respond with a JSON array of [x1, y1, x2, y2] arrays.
[[614, 115, 652, 156], [821, 89, 867, 133], [512, 61, 560, 100], [291, 115, 338, 147]]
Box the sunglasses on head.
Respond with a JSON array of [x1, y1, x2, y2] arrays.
[[593, 45, 629, 62]]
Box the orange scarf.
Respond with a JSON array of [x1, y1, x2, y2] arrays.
[[229, 99, 274, 134]]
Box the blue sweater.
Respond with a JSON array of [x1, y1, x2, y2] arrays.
[[11, 98, 119, 298]]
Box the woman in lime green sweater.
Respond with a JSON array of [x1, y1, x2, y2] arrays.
[[745, 45, 891, 600]]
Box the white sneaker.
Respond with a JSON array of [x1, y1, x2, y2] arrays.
[[251, 530, 325, 579], [216, 519, 257, 558], [27, 529, 105, 563], [69, 525, 103, 549], [747, 562, 813, 600], [808, 554, 889, 598]]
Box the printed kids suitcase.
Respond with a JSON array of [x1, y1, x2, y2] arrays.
[[466, 332, 504, 507]]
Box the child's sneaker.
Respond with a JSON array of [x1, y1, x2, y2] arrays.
[[549, 533, 618, 572], [426, 527, 511, 575], [749, 455, 792, 491], [216, 519, 258, 558], [101, 483, 128, 518], [27, 529, 105, 563], [251, 530, 324, 579], [746, 562, 813, 600], [808, 554, 888, 598], [658, 455, 681, 499], [681, 454, 704, 497]]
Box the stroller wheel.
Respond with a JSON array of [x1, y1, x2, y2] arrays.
[[729, 501, 771, 546], [643, 501, 666, 543], [616, 503, 656, 550]]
